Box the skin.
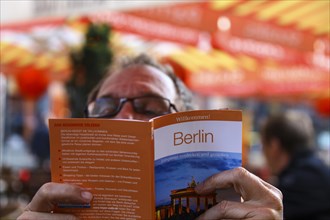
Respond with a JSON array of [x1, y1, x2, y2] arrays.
[[97, 64, 177, 121], [18, 64, 283, 220], [195, 167, 283, 220], [262, 138, 290, 175]]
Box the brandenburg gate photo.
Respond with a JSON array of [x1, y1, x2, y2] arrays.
[[156, 177, 217, 220]]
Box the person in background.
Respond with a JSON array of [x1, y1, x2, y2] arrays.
[[260, 110, 330, 220], [30, 113, 50, 168], [18, 54, 283, 220]]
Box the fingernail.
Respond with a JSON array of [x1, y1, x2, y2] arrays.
[[81, 191, 93, 201]]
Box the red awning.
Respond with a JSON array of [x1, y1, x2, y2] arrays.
[[1, 0, 329, 98]]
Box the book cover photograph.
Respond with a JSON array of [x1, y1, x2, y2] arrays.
[[154, 152, 241, 219], [152, 110, 242, 220]]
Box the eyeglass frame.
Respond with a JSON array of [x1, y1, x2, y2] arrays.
[[84, 95, 179, 118]]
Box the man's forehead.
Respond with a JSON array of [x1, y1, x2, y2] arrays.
[[113, 64, 166, 77], [106, 64, 173, 86], [98, 64, 177, 99]]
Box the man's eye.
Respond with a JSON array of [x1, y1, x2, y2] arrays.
[[95, 105, 114, 115], [133, 103, 159, 115], [143, 110, 160, 116], [144, 104, 165, 113]]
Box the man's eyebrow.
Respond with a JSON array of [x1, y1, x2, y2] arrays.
[[138, 93, 165, 98]]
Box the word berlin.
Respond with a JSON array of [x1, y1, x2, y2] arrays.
[[173, 129, 214, 146]]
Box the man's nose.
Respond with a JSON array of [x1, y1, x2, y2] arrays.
[[114, 102, 135, 120]]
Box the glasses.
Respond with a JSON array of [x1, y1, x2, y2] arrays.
[[85, 95, 178, 118]]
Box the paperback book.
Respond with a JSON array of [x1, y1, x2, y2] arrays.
[[49, 109, 242, 219]]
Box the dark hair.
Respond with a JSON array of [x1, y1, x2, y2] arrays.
[[87, 53, 195, 111], [260, 110, 315, 155]]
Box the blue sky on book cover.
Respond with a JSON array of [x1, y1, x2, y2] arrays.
[[155, 151, 241, 206]]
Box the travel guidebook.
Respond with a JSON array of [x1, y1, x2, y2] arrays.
[[49, 109, 242, 220]]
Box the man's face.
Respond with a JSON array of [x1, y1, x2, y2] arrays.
[[262, 140, 273, 171], [95, 64, 178, 121], [262, 138, 283, 175]]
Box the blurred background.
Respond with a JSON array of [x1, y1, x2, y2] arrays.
[[0, 0, 329, 219]]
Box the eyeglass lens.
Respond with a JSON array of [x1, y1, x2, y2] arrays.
[[87, 96, 174, 118]]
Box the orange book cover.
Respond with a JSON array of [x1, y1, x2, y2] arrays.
[[49, 119, 154, 219], [49, 109, 242, 220]]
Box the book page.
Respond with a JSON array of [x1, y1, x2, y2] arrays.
[[152, 110, 242, 220], [49, 118, 154, 220]]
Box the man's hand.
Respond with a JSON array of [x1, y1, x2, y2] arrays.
[[17, 168, 282, 220], [195, 167, 283, 220], [17, 183, 93, 220]]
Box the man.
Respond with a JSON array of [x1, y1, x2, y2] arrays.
[[18, 54, 283, 220], [261, 110, 330, 220]]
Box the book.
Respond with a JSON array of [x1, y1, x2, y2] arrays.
[[49, 109, 242, 220]]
